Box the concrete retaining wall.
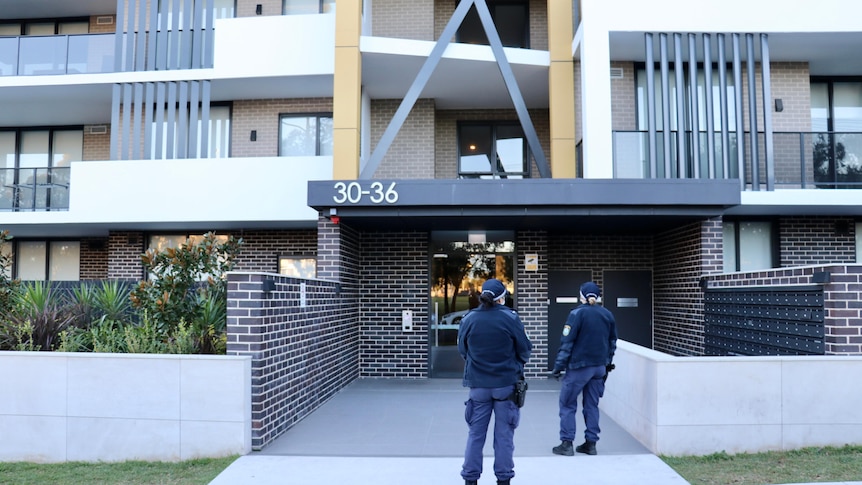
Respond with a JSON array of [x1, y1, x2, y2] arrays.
[[0, 352, 251, 463], [602, 340, 862, 455]]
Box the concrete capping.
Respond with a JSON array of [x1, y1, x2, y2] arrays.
[[601, 340, 862, 455]]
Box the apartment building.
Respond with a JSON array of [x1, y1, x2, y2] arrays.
[[0, 0, 860, 380]]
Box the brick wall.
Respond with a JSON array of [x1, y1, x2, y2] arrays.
[[706, 265, 862, 355], [516, 230, 548, 377], [780, 216, 857, 267], [105, 229, 317, 281], [547, 232, 654, 288], [359, 230, 429, 378], [233, 229, 318, 273], [435, 108, 550, 179], [369, 99, 436, 178], [88, 15, 116, 34], [226, 272, 357, 450], [235, 0, 281, 17], [372, 0, 434, 40], [80, 237, 109, 280], [107, 231, 145, 280], [433, 0, 548, 50], [611, 61, 636, 132], [83, 126, 111, 161], [231, 98, 333, 158], [653, 219, 723, 356]]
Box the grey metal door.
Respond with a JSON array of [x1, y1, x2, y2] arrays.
[[603, 270, 653, 349], [547, 270, 592, 370]]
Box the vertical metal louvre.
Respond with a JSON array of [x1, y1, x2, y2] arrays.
[[109, 81, 213, 161], [642, 32, 774, 188], [113, 0, 214, 71]]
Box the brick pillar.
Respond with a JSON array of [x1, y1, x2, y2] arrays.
[[517, 230, 548, 377], [107, 231, 144, 280]]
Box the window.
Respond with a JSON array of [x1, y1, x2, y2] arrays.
[[283, 0, 335, 15], [0, 128, 80, 211], [15, 240, 80, 281], [0, 19, 90, 36], [810, 80, 862, 187], [723, 221, 775, 272], [279, 114, 333, 156], [458, 122, 529, 179], [279, 256, 316, 279], [456, 0, 528, 49]]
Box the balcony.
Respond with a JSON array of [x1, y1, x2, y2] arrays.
[[613, 131, 862, 190], [0, 34, 115, 76], [0, 167, 70, 211], [0, 157, 332, 237]]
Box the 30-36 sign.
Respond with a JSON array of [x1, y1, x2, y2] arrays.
[[332, 181, 399, 204]]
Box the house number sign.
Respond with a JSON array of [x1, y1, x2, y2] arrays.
[[332, 181, 399, 204]]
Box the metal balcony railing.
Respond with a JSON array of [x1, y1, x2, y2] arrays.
[[0, 167, 70, 211], [612, 130, 862, 189], [0, 33, 115, 76]]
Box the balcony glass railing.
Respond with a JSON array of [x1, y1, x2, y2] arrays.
[[613, 131, 862, 189], [0, 33, 115, 76], [0, 167, 70, 211]]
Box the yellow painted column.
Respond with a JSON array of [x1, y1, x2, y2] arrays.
[[547, 1, 577, 178], [333, 0, 362, 180]]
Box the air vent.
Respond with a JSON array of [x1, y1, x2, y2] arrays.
[[96, 16, 114, 25], [610, 67, 624, 79], [86, 125, 108, 135]]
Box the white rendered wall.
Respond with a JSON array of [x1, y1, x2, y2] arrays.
[[601, 340, 862, 456], [0, 352, 251, 463]]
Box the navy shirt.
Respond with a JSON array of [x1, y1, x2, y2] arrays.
[[553, 303, 617, 371], [458, 304, 532, 389]]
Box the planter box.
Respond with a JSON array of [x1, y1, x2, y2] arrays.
[[0, 351, 251, 463]]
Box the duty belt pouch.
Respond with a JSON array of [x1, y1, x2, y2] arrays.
[[511, 378, 528, 408]]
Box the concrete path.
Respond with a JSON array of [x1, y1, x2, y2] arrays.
[[209, 378, 860, 485]]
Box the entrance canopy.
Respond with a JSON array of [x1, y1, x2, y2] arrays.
[[307, 178, 741, 233]]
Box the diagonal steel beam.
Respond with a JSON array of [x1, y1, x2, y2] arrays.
[[360, 0, 474, 179], [473, 0, 550, 178], [361, 0, 551, 179]]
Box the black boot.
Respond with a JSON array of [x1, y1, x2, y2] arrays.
[[465, 480, 477, 485], [497, 480, 511, 485], [552, 440, 574, 456], [576, 440, 597, 455]]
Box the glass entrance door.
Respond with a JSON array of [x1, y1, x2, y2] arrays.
[[429, 232, 515, 378]]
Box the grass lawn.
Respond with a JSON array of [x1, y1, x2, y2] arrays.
[[0, 456, 238, 485], [662, 445, 862, 485]]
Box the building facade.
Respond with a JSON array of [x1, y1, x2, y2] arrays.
[[1, 0, 860, 381]]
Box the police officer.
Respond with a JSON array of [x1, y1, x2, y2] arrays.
[[550, 281, 617, 456], [458, 278, 532, 485]]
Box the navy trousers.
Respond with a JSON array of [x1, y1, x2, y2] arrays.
[[558, 365, 605, 443], [461, 386, 520, 481]]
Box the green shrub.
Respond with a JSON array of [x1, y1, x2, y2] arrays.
[[7, 282, 74, 351], [130, 232, 242, 353]]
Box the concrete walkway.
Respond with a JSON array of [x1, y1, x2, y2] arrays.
[[209, 378, 860, 485]]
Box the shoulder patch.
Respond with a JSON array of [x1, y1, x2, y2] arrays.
[[562, 325, 571, 336]]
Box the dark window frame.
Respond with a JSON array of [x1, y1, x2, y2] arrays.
[[723, 218, 779, 272], [457, 120, 530, 179], [277, 112, 333, 157], [455, 0, 530, 49]]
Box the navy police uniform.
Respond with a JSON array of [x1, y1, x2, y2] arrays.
[[552, 287, 617, 447], [458, 280, 532, 484]]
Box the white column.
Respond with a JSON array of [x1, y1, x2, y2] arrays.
[[579, 19, 613, 178]]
